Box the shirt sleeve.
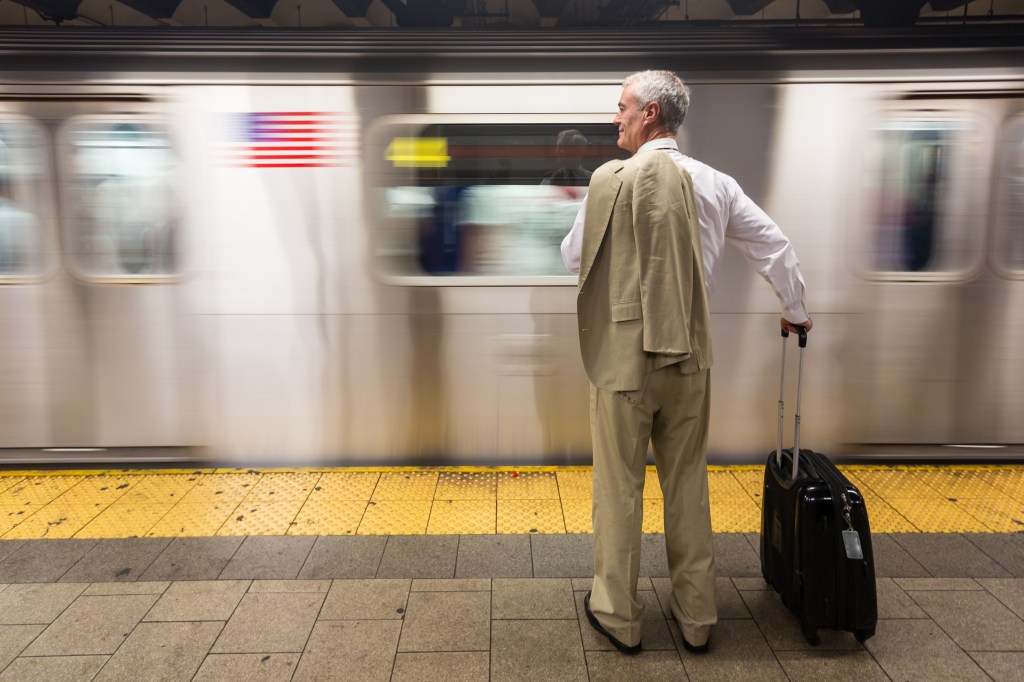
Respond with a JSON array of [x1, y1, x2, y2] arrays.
[[723, 180, 809, 324], [560, 194, 587, 274]]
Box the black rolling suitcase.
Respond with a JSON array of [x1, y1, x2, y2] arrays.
[[759, 327, 877, 645]]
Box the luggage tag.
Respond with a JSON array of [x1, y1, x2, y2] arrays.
[[842, 529, 864, 560], [840, 492, 864, 560]]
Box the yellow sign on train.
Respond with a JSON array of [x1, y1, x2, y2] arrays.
[[385, 137, 451, 167]]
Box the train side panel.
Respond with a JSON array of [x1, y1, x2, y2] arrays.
[[2, 58, 1023, 466]]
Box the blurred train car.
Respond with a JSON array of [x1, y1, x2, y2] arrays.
[[0, 26, 1022, 466]]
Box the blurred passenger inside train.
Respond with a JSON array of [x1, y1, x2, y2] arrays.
[[0, 173, 37, 275], [901, 164, 938, 271], [541, 129, 594, 187], [561, 70, 812, 658], [872, 127, 944, 272], [382, 123, 625, 277], [456, 183, 583, 275], [78, 123, 177, 276]]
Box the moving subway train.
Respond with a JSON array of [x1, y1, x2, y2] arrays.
[[0, 27, 1022, 466]]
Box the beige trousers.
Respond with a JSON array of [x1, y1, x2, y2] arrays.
[[589, 361, 716, 647]]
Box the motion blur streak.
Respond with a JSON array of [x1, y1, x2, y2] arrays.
[[0, 27, 1022, 467]]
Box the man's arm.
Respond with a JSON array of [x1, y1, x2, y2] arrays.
[[722, 182, 810, 330]]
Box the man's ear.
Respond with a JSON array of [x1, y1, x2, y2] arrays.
[[644, 101, 661, 125]]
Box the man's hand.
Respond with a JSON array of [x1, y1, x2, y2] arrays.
[[781, 316, 813, 335]]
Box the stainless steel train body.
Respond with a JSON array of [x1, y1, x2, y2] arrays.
[[0, 27, 1022, 466]]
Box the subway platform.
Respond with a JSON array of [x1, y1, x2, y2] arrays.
[[0, 465, 1022, 680]]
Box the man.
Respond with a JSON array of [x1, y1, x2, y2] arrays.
[[560, 70, 812, 655]]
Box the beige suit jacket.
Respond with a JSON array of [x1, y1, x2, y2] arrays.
[[576, 150, 713, 392]]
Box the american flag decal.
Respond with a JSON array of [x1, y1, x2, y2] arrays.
[[221, 111, 358, 168]]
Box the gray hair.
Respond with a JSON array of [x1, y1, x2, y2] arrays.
[[622, 70, 691, 132]]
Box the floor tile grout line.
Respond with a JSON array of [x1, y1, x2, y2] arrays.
[[100, 583, 219, 682], [962, 533, 1022, 579], [962, 577, 1024, 626], [900, 591, 993, 666], [215, 537, 249, 580], [294, 536, 320, 579], [373, 535, 390, 578], [282, 472, 324, 538], [488, 573, 494, 682], [202, 576, 257, 667], [0, 610, 50, 677], [79, 474, 203, 540], [62, 476, 137, 540], [52, 539, 101, 583], [30, 585, 152, 676], [291, 575, 335, 679], [123, 537, 173, 582], [2, 569, 1024, 671], [0, 476, 26, 497], [737, 586, 787, 674]]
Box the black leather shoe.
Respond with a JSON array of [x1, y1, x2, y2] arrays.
[[584, 591, 642, 655], [681, 635, 709, 655]]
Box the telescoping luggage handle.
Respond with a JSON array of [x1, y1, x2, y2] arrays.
[[776, 325, 808, 482]]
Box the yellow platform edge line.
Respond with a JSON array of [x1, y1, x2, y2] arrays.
[[1, 465, 657, 477], [2, 463, 1023, 478]]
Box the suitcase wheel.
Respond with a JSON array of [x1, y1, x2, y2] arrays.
[[801, 623, 820, 646], [855, 628, 874, 643]]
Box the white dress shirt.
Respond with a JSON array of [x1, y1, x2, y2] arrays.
[[560, 138, 808, 324]]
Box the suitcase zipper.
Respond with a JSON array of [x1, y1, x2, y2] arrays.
[[807, 450, 855, 627]]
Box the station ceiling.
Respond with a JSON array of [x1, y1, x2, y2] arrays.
[[0, 0, 1021, 29]]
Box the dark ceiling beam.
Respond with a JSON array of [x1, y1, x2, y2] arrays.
[[724, 0, 776, 15], [9, 0, 83, 23], [331, 0, 373, 17], [116, 0, 184, 19], [531, 0, 568, 17], [929, 0, 975, 10], [851, 0, 928, 25], [378, 0, 468, 27], [598, 0, 677, 26], [822, 0, 857, 12], [222, 0, 278, 18], [531, 0, 568, 27]]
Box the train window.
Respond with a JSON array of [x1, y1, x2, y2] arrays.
[[994, 117, 1024, 276], [0, 116, 48, 281], [371, 121, 626, 281], [61, 117, 179, 280], [865, 119, 981, 277]]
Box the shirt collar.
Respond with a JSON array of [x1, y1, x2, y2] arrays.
[[637, 138, 679, 154]]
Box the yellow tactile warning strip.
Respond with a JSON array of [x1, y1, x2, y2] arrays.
[[0, 465, 1021, 539]]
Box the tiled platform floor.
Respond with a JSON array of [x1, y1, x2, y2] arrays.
[[1, 532, 1023, 681]]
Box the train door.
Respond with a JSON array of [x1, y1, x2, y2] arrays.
[[986, 109, 1024, 444], [850, 94, 1022, 450], [0, 95, 193, 463], [0, 111, 58, 449]]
